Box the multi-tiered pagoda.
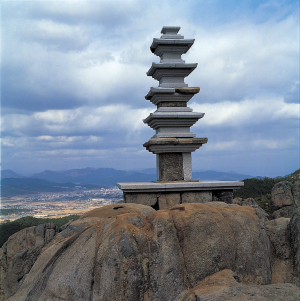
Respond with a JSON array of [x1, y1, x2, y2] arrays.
[[117, 27, 243, 209], [143, 26, 207, 182]]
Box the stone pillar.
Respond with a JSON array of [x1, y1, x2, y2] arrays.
[[182, 153, 192, 180]]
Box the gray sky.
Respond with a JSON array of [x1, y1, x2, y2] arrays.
[[1, 0, 299, 177]]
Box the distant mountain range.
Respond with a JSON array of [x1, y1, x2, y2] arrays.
[[1, 167, 293, 198], [1, 168, 155, 197], [2, 167, 256, 184], [137, 168, 259, 180]]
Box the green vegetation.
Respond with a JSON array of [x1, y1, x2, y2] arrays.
[[0, 215, 80, 248], [0, 208, 31, 215], [233, 169, 300, 214], [254, 194, 271, 213]]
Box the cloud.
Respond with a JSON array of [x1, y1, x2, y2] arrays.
[[191, 95, 299, 127], [1, 0, 299, 176], [1, 105, 153, 143], [186, 14, 299, 102], [19, 20, 90, 52]]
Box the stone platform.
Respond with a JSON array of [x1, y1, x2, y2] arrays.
[[116, 181, 244, 210]]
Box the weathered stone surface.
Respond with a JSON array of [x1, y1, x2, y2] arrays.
[[168, 202, 271, 287], [80, 203, 155, 219], [266, 218, 296, 284], [0, 223, 59, 300], [158, 193, 180, 209], [288, 208, 300, 286], [158, 152, 183, 181], [233, 198, 269, 221], [181, 191, 212, 203], [157, 101, 187, 107], [124, 192, 158, 206], [266, 218, 291, 259], [190, 269, 300, 301], [271, 181, 293, 211], [182, 152, 192, 180], [292, 181, 300, 208], [6, 203, 272, 301], [147, 210, 189, 300], [212, 190, 233, 204], [272, 206, 295, 219], [233, 197, 243, 205], [242, 197, 257, 206], [175, 87, 200, 94], [270, 181, 300, 219], [143, 137, 208, 154]]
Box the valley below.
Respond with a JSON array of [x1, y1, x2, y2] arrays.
[[0, 188, 123, 223]]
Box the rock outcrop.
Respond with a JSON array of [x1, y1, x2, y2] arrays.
[[0, 223, 59, 300], [270, 181, 300, 219], [0, 202, 276, 301], [2, 201, 300, 301], [191, 269, 300, 301], [288, 207, 300, 286], [266, 217, 296, 284]]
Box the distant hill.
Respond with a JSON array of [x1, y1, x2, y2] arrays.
[[136, 168, 255, 180], [29, 168, 155, 186], [1, 168, 156, 197], [1, 169, 26, 179], [1, 178, 103, 198], [2, 167, 254, 184], [2, 167, 298, 198], [192, 170, 254, 181], [288, 169, 300, 182]]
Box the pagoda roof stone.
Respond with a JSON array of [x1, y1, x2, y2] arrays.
[[143, 112, 204, 129], [143, 137, 208, 153], [145, 87, 200, 100], [150, 38, 195, 54], [147, 63, 198, 76]]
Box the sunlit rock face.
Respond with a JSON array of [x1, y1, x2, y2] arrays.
[[0, 202, 274, 300], [2, 202, 300, 301]]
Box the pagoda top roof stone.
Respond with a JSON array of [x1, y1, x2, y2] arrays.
[[160, 26, 184, 39]]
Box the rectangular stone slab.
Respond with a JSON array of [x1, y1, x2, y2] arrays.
[[116, 181, 244, 193]]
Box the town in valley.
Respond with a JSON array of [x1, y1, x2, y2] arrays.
[[0, 187, 123, 223]]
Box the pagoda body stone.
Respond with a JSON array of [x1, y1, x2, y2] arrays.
[[117, 26, 243, 209]]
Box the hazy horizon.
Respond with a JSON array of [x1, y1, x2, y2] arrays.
[[2, 165, 297, 179], [1, 0, 299, 178]]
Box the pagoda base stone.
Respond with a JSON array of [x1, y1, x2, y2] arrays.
[[116, 181, 243, 210]]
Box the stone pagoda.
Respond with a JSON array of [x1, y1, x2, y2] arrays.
[[117, 26, 243, 209], [143, 26, 207, 182]]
